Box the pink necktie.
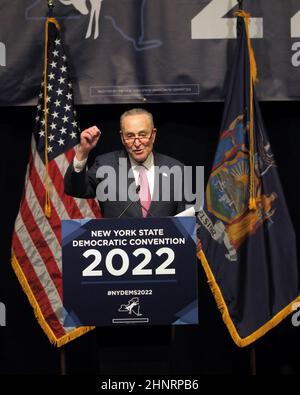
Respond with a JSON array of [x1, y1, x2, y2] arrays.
[[138, 166, 151, 217]]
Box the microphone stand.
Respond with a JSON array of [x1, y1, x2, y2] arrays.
[[118, 200, 137, 218], [138, 203, 153, 217], [118, 185, 153, 218]]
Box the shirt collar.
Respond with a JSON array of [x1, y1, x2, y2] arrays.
[[129, 152, 154, 170]]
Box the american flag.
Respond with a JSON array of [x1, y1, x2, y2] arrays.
[[11, 18, 101, 346]]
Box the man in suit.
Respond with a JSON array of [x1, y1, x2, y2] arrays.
[[64, 108, 188, 217], [64, 108, 190, 373]]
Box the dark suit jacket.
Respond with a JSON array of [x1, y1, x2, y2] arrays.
[[64, 150, 187, 218]]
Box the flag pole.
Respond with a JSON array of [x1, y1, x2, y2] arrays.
[[47, 0, 54, 16], [237, 0, 257, 372], [46, 0, 67, 375], [250, 345, 257, 375], [238, 0, 257, 372], [59, 347, 67, 375]]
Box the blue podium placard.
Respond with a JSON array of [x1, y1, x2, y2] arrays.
[[62, 217, 198, 326]]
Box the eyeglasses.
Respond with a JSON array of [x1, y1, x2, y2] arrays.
[[121, 130, 154, 146]]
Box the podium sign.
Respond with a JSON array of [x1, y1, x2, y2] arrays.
[[62, 217, 198, 326]]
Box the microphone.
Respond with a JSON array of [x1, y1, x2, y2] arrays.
[[118, 185, 153, 218]]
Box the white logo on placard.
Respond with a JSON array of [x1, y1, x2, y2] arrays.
[[119, 297, 143, 317], [0, 42, 6, 67], [111, 297, 149, 324]]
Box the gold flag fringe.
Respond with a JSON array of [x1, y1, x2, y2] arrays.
[[198, 249, 300, 347], [11, 251, 95, 347]]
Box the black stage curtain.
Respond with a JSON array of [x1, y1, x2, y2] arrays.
[[0, 102, 299, 375]]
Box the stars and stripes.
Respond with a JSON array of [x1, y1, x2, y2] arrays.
[[11, 18, 101, 347], [34, 31, 79, 162]]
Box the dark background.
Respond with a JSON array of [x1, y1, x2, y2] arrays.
[[0, 101, 299, 375]]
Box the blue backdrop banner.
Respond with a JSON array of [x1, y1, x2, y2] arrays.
[[0, 0, 300, 105]]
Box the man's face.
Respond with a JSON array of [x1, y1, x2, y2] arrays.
[[121, 114, 156, 163]]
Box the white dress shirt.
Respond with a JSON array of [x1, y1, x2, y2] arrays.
[[73, 155, 88, 172], [129, 152, 154, 199]]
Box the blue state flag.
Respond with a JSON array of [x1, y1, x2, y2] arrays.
[[197, 11, 299, 347]]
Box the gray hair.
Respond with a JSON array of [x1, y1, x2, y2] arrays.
[[120, 108, 154, 131]]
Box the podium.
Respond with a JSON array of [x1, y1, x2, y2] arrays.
[[62, 217, 198, 327]]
